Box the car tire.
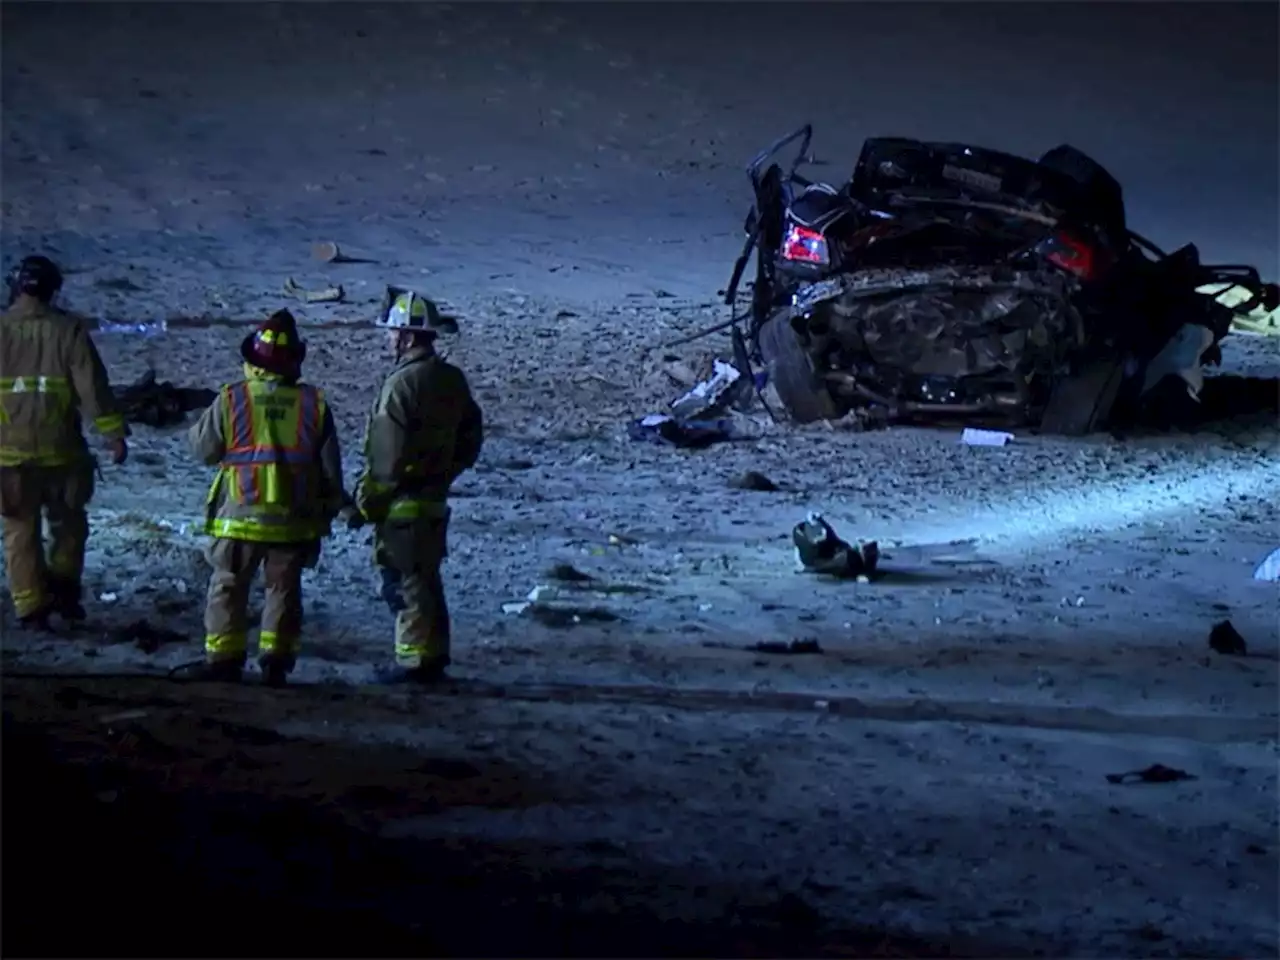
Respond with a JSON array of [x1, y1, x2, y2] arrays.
[[757, 312, 842, 423], [1040, 358, 1126, 436]]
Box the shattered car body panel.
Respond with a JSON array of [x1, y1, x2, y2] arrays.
[[724, 125, 1279, 433]]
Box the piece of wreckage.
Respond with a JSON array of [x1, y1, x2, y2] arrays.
[[112, 369, 216, 428], [629, 355, 760, 448], [717, 125, 1280, 434], [792, 512, 880, 580]]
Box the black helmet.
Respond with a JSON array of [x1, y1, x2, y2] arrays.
[[6, 255, 64, 304]]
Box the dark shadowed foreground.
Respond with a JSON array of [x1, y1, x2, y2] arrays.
[[3, 677, 981, 960]]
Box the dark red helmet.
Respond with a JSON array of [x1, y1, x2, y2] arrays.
[[241, 309, 306, 377]]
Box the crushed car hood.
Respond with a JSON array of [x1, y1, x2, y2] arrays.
[[795, 266, 1081, 380]]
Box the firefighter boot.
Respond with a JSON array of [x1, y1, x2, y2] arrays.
[[17, 604, 54, 632], [188, 659, 246, 683], [258, 655, 291, 689], [374, 659, 450, 686], [47, 575, 87, 624]]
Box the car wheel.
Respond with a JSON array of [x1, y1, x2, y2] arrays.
[[757, 312, 842, 423], [1040, 358, 1126, 436]]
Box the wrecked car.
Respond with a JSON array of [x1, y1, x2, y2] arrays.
[[723, 125, 1279, 433]]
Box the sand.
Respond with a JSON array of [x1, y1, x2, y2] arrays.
[[2, 3, 1277, 956]]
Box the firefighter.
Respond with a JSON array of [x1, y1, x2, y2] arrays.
[[188, 308, 348, 685], [0, 255, 129, 628], [353, 292, 483, 683]]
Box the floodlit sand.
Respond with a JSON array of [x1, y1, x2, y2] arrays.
[[2, 3, 1278, 957]]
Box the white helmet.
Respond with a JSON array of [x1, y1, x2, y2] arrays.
[[380, 290, 440, 331]]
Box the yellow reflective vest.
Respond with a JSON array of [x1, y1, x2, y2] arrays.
[[189, 374, 347, 543]]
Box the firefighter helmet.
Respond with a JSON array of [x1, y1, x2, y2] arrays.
[[6, 255, 64, 304], [241, 309, 307, 376], [381, 291, 441, 334]]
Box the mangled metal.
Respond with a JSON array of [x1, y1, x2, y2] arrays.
[[722, 125, 1280, 434]]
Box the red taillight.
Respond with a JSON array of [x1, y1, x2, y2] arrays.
[[1044, 232, 1097, 280], [781, 222, 830, 265]]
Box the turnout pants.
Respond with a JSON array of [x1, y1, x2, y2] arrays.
[[374, 514, 451, 669], [0, 460, 95, 618], [203, 537, 317, 672]]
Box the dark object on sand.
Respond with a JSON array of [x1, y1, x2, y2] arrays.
[[1208, 619, 1248, 656], [113, 369, 216, 428], [1105, 764, 1196, 785], [627, 414, 734, 449], [722, 125, 1279, 434], [792, 512, 879, 579], [730, 470, 780, 491]]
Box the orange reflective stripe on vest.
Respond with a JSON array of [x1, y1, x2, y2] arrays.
[[218, 382, 323, 506]]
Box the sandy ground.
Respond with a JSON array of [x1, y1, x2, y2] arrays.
[[2, 3, 1279, 957]]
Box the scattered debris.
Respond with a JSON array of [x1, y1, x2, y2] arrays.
[[1105, 764, 1196, 785], [962, 427, 1015, 447], [657, 357, 702, 388], [670, 359, 747, 420], [284, 277, 345, 303], [112, 369, 217, 427], [501, 584, 620, 627], [627, 414, 735, 449], [792, 513, 880, 580], [107, 619, 189, 654], [1208, 620, 1248, 657], [1253, 546, 1280, 582], [311, 241, 375, 264], [546, 563, 595, 584], [729, 470, 779, 492]]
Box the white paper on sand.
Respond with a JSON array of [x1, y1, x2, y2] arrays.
[[961, 427, 1015, 447]]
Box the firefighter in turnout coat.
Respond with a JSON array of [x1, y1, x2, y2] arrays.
[[354, 292, 483, 683], [189, 309, 348, 685], [0, 255, 129, 628]]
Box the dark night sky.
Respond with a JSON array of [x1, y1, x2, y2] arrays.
[[2, 1, 1276, 293]]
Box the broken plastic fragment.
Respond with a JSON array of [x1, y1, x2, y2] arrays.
[[669, 359, 743, 419], [1253, 546, 1280, 582], [961, 427, 1014, 446]]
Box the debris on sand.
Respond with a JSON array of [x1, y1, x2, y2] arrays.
[[112, 369, 216, 427], [310, 241, 375, 264], [284, 277, 345, 304], [669, 359, 747, 420], [961, 427, 1015, 447], [1253, 546, 1280, 582], [545, 563, 595, 584], [1208, 620, 1248, 657], [501, 585, 621, 627], [729, 470, 779, 492], [627, 413, 734, 449], [1105, 764, 1196, 785], [792, 513, 879, 580]]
